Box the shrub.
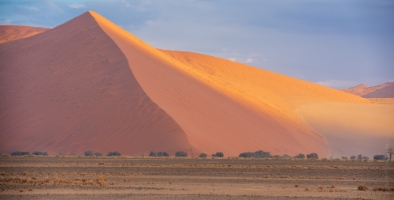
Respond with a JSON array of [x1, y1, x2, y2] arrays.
[[307, 153, 318, 159], [106, 151, 121, 156], [149, 151, 157, 157], [157, 152, 169, 157], [94, 152, 102, 157], [32, 151, 48, 156], [282, 154, 291, 158], [373, 155, 388, 160], [11, 151, 30, 156], [175, 151, 187, 157], [362, 156, 369, 160], [357, 184, 368, 191], [350, 156, 356, 160], [199, 153, 207, 158], [341, 156, 348, 160], [294, 154, 305, 159], [239, 150, 271, 158], [357, 154, 363, 160], [84, 151, 94, 157], [212, 152, 224, 158]]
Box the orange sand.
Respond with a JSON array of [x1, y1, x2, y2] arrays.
[[0, 11, 393, 157], [0, 25, 48, 43]]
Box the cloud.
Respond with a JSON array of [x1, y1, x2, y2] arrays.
[[246, 58, 253, 63], [69, 4, 85, 9], [1, 19, 12, 24]]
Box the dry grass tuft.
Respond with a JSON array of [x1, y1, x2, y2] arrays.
[[305, 187, 310, 191], [19, 189, 23, 192], [28, 188, 33, 191], [294, 184, 299, 187], [373, 186, 394, 192], [357, 184, 368, 191]]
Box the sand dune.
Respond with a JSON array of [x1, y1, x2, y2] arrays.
[[1, 11, 393, 157], [0, 25, 48, 44], [342, 82, 394, 98]]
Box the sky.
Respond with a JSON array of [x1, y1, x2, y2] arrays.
[[1, 0, 393, 88]]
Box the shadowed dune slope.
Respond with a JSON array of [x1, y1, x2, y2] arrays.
[[0, 12, 196, 155], [342, 82, 394, 98], [0, 25, 48, 44]]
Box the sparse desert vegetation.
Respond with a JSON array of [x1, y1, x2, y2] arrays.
[[0, 156, 392, 199]]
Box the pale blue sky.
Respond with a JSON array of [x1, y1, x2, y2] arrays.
[[1, 0, 393, 88]]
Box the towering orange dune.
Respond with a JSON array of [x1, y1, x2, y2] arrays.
[[342, 82, 394, 98], [1, 11, 393, 157], [0, 25, 48, 43]]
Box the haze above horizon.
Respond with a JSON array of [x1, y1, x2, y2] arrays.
[[1, 0, 393, 88]]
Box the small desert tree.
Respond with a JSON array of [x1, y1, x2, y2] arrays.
[[212, 152, 224, 158], [157, 152, 169, 157], [175, 151, 187, 157], [350, 156, 356, 160], [149, 151, 157, 157], [107, 151, 121, 156], [199, 153, 207, 158], [94, 152, 102, 157], [84, 150, 94, 157], [387, 148, 393, 162], [294, 154, 305, 159], [373, 155, 388, 160], [307, 153, 318, 159]]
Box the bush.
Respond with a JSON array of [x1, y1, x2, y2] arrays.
[[282, 154, 291, 158], [175, 151, 187, 157], [94, 152, 102, 157], [294, 154, 305, 159], [350, 156, 356, 160], [373, 155, 388, 160], [11, 151, 30, 156], [357, 154, 363, 160], [357, 184, 368, 191], [212, 152, 224, 158], [306, 153, 318, 159], [84, 150, 94, 157], [239, 150, 271, 158], [106, 151, 121, 156], [362, 156, 369, 160], [199, 153, 207, 158], [158, 152, 169, 157], [149, 151, 157, 157], [341, 156, 348, 160], [32, 151, 48, 156]]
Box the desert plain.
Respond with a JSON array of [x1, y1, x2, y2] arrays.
[[0, 156, 393, 199]]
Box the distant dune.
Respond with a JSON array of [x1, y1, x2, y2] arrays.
[[342, 82, 394, 98], [1, 11, 393, 158], [0, 25, 48, 43]]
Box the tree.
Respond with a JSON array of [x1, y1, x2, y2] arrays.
[[199, 153, 207, 158], [373, 155, 388, 160], [362, 156, 369, 160], [238, 150, 272, 158], [149, 151, 157, 157], [157, 152, 169, 157], [32, 151, 48, 156], [84, 150, 94, 157], [357, 154, 363, 160], [175, 151, 187, 157], [341, 156, 348, 160], [11, 151, 30, 156], [387, 148, 393, 162], [212, 152, 224, 158], [294, 154, 305, 159], [307, 153, 318, 159], [350, 156, 356, 160], [107, 151, 121, 156]]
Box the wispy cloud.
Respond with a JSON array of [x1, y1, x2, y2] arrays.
[[69, 4, 85, 9]]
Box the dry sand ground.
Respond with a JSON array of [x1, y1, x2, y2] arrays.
[[0, 157, 393, 199]]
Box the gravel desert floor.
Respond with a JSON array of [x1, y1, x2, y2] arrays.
[[0, 157, 393, 199]]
